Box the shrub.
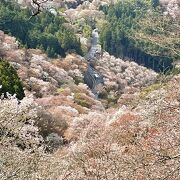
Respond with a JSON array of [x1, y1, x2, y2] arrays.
[[74, 93, 92, 108], [36, 109, 68, 138], [0, 59, 25, 99]]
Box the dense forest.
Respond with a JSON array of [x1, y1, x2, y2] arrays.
[[0, 0, 83, 58], [99, 0, 180, 72]]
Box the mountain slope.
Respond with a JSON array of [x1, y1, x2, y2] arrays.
[[0, 0, 179, 179]]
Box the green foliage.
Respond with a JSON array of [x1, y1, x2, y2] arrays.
[[0, 60, 25, 99], [0, 0, 82, 57], [151, 0, 159, 8], [166, 67, 180, 76], [74, 93, 92, 108], [99, 0, 179, 72], [170, 68, 180, 75], [140, 83, 165, 98], [83, 25, 92, 38], [56, 29, 83, 55]]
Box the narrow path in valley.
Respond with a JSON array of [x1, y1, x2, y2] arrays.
[[85, 29, 99, 61], [84, 29, 104, 96]]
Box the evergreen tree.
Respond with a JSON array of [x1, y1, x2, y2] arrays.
[[99, 0, 178, 72], [151, 0, 159, 8], [0, 60, 25, 100], [46, 46, 56, 58]]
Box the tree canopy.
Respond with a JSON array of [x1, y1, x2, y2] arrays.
[[0, 59, 25, 99], [0, 0, 83, 58], [99, 0, 180, 72]]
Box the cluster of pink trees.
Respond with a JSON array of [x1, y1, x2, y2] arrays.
[[1, 74, 179, 179]]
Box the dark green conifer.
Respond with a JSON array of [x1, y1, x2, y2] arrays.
[[0, 59, 25, 99]]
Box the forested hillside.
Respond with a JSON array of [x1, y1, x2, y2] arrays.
[[99, 0, 180, 72], [0, 0, 82, 58], [0, 0, 180, 179]]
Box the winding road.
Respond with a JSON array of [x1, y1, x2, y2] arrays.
[[84, 29, 104, 96], [85, 29, 100, 61]]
